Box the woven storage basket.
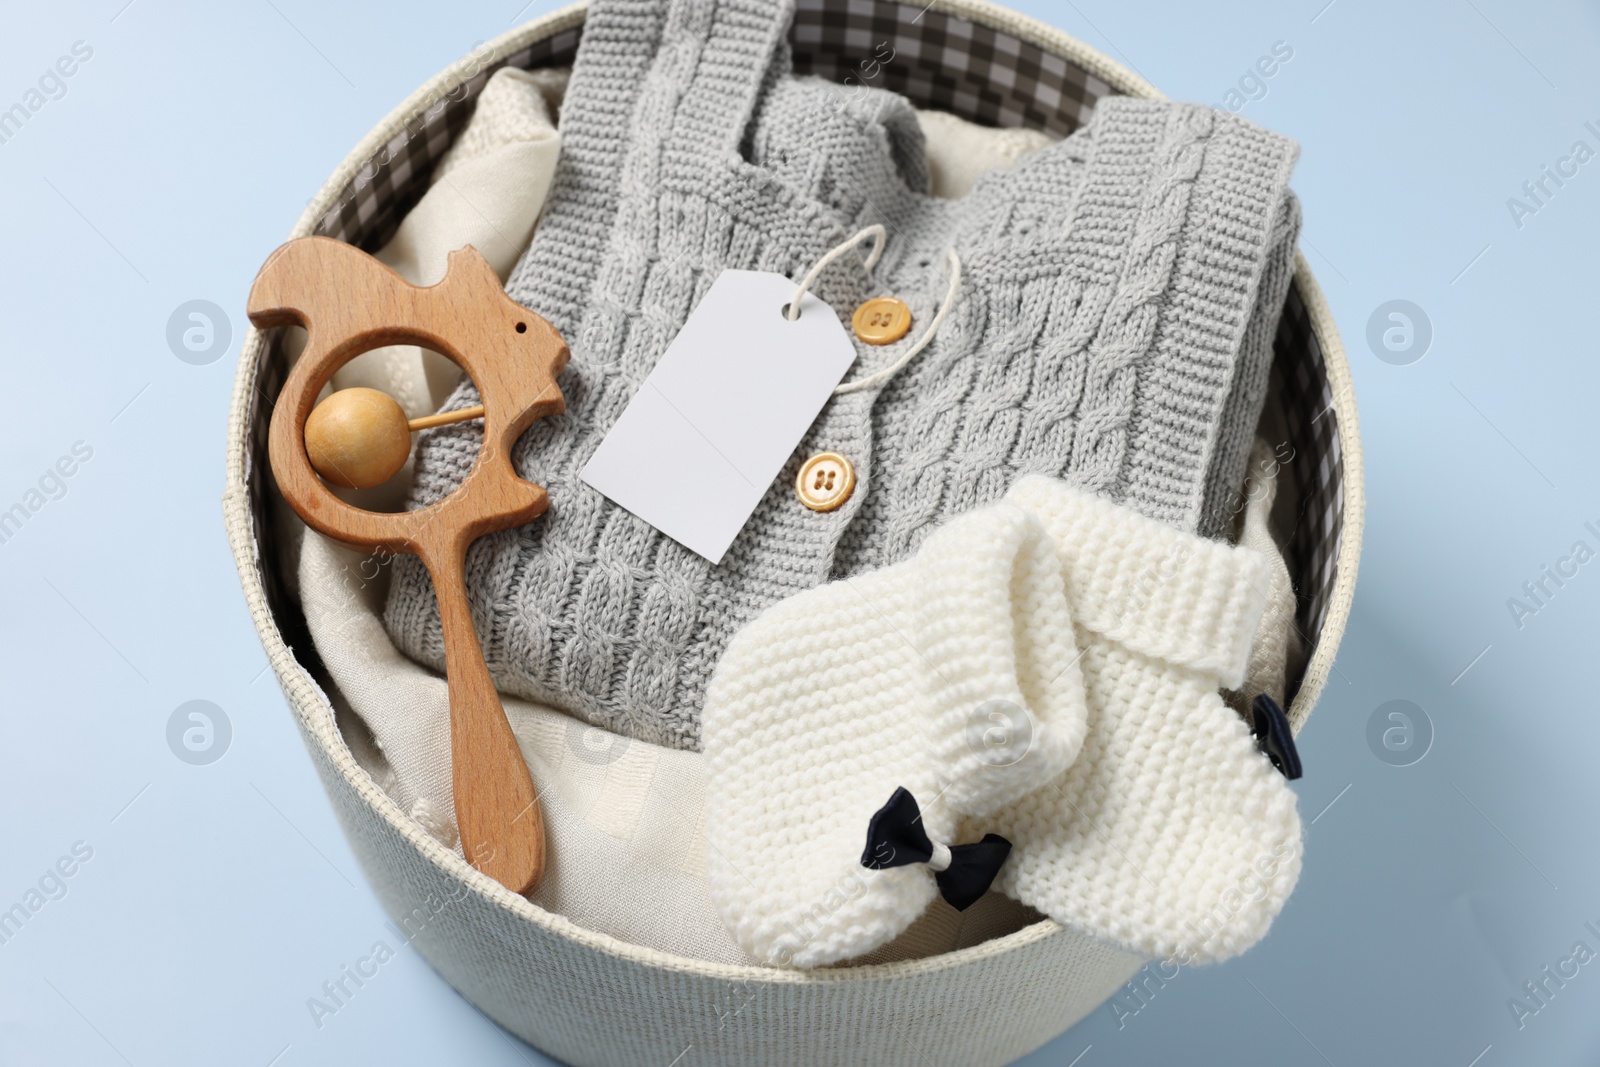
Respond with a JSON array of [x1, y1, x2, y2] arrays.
[[223, 2, 1364, 1063]]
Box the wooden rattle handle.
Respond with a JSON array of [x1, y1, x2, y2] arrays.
[[428, 546, 544, 894]]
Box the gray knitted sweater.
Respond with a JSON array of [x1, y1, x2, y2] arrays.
[[384, 0, 1302, 751]]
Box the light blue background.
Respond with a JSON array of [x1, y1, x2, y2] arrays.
[[1, 0, 1595, 1063]]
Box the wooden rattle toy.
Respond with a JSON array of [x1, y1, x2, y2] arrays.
[[249, 236, 568, 895]]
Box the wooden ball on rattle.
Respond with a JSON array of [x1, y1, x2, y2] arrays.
[[304, 388, 487, 490], [304, 388, 411, 489]]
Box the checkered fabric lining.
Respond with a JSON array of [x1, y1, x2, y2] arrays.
[[272, 0, 1344, 680], [1271, 288, 1343, 698], [789, 1, 1111, 135]]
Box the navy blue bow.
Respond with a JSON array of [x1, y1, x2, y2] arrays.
[[1251, 694, 1302, 780], [860, 787, 1012, 911]]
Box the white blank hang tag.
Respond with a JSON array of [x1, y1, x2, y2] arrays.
[[580, 270, 858, 564]]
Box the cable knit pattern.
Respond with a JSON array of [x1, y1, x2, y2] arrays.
[[980, 475, 1299, 965], [383, 0, 1303, 750], [702, 503, 1087, 967]]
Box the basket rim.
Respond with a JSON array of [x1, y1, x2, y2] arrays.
[[222, 0, 1364, 985]]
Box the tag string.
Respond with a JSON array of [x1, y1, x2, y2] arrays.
[[787, 225, 887, 319], [786, 225, 963, 397]]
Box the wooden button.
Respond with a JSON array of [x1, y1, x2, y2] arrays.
[[796, 452, 855, 512], [851, 297, 912, 345]]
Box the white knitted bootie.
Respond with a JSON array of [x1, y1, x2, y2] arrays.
[[702, 502, 1089, 967], [984, 476, 1302, 965]]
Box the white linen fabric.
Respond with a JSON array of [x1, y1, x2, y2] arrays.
[[917, 108, 1059, 198], [302, 533, 757, 963]]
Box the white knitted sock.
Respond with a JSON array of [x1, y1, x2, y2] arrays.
[[702, 502, 1088, 967], [985, 475, 1301, 965]]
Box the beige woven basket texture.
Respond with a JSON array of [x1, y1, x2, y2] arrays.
[[222, 1, 1364, 1063]]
